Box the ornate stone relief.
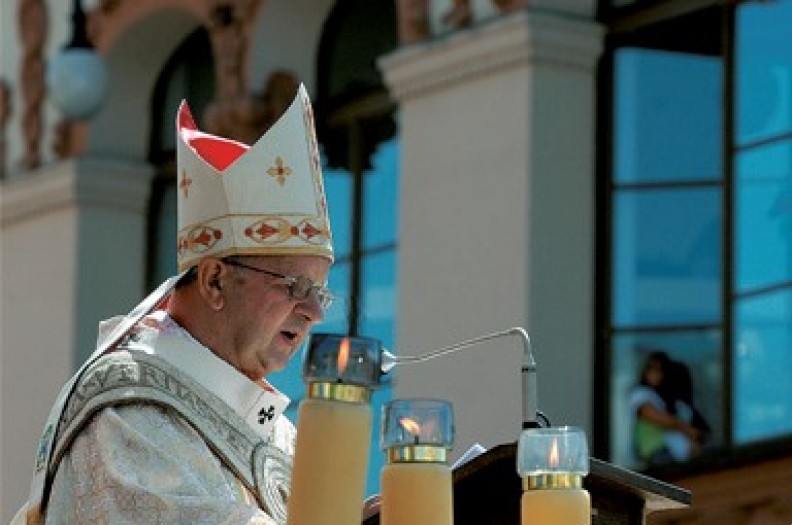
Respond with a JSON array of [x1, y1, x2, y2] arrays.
[[204, 70, 299, 145], [491, 0, 530, 13], [0, 78, 11, 178], [18, 0, 47, 170], [397, 0, 431, 44], [396, 0, 532, 45], [440, 0, 473, 31], [202, 0, 281, 143]]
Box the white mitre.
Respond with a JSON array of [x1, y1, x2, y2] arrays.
[[176, 83, 333, 271]]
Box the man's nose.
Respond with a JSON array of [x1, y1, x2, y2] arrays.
[[296, 293, 324, 323]]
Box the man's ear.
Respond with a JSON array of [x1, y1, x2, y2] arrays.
[[196, 258, 226, 310]]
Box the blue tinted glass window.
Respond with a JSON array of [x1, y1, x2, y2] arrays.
[[612, 188, 722, 326], [363, 137, 400, 248], [324, 260, 352, 334], [359, 250, 398, 347], [614, 49, 722, 184], [735, 142, 792, 292], [736, 1, 792, 145], [324, 164, 353, 259], [734, 289, 792, 443], [271, 351, 304, 422]]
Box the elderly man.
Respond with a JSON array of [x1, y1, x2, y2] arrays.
[[17, 85, 333, 524]]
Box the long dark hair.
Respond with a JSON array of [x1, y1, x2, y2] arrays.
[[639, 351, 677, 414]]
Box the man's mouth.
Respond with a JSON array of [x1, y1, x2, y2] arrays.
[[281, 330, 298, 342]]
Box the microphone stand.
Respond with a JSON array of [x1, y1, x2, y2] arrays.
[[381, 327, 542, 429]]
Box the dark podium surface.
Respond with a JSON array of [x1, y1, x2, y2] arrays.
[[364, 442, 691, 525]]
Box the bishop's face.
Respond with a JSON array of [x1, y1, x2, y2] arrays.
[[220, 255, 331, 381]]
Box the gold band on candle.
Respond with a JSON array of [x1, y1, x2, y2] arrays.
[[307, 382, 371, 404], [387, 445, 448, 464], [523, 473, 583, 490]]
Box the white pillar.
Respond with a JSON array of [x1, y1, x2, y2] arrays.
[[380, 7, 603, 456]]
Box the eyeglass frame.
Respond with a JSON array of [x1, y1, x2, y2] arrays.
[[222, 258, 334, 310]]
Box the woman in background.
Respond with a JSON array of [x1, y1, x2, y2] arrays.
[[630, 351, 709, 466]]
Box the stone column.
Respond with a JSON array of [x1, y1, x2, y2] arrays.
[[379, 6, 603, 455]]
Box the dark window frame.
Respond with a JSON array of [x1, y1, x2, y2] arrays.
[[596, 0, 792, 472]]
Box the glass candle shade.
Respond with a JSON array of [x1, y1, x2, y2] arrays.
[[380, 399, 454, 525], [286, 334, 382, 525], [517, 426, 591, 525]]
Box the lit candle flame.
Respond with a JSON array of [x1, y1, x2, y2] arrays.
[[337, 337, 350, 376], [399, 417, 421, 438], [549, 437, 560, 469]]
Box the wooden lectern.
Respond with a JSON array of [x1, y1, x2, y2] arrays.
[[363, 442, 690, 525]]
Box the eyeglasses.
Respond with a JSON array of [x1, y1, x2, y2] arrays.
[[223, 259, 334, 309]]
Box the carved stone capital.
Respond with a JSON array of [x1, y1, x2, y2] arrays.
[[0, 79, 11, 178], [380, 9, 603, 102], [18, 0, 47, 170]]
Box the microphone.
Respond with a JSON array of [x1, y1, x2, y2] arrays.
[[380, 327, 541, 429]]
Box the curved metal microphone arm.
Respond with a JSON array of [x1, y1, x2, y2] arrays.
[[381, 327, 539, 428]]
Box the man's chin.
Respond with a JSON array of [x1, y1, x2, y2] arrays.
[[262, 355, 291, 376]]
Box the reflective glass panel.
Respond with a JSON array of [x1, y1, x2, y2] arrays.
[[612, 188, 722, 326], [359, 250, 398, 347], [324, 164, 353, 259], [734, 289, 792, 443], [735, 142, 792, 292], [364, 137, 400, 248], [736, 1, 792, 145], [614, 48, 722, 184]]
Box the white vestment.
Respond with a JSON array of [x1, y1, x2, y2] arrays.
[[42, 312, 295, 525]]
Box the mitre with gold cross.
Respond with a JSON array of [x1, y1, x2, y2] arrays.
[[175, 83, 333, 272]]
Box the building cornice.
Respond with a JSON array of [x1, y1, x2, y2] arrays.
[[379, 8, 604, 102], [1, 157, 153, 226]]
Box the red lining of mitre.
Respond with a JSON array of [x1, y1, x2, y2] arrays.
[[177, 101, 249, 171]]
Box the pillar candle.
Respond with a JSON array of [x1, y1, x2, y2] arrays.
[[286, 334, 382, 525], [521, 476, 591, 525], [286, 384, 372, 525], [380, 399, 454, 525], [517, 426, 591, 525], [381, 450, 453, 525]]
